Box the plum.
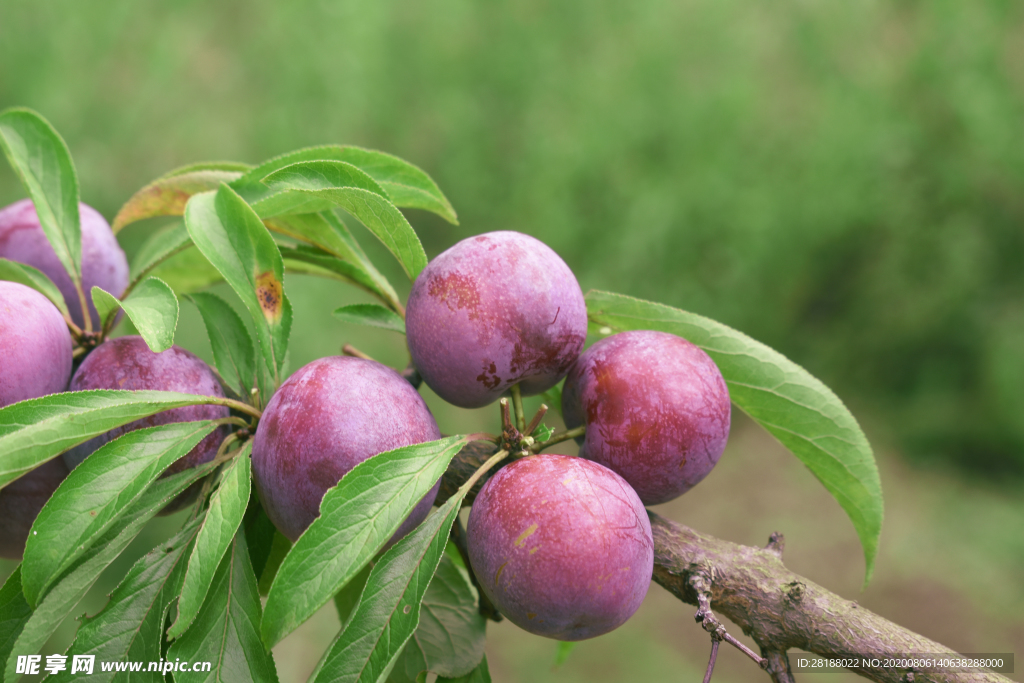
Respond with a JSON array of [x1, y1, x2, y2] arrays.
[[0, 280, 73, 407], [562, 330, 731, 505], [62, 337, 229, 494], [405, 231, 587, 408], [251, 356, 443, 543], [0, 458, 70, 560], [0, 198, 129, 330], [466, 454, 653, 641]]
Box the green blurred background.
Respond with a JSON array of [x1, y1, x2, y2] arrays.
[[1, 1, 1022, 681]]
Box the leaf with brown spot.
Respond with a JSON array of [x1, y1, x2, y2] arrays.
[[112, 168, 246, 233], [184, 185, 292, 386]]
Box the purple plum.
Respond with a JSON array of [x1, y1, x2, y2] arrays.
[[0, 282, 75, 558], [562, 330, 731, 505], [467, 454, 653, 641], [0, 458, 70, 560], [0, 280, 73, 407], [405, 231, 587, 408], [62, 337, 229, 505], [0, 199, 129, 330], [251, 356, 443, 543]]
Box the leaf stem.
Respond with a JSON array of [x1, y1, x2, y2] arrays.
[[74, 280, 92, 334], [533, 425, 585, 452], [458, 449, 510, 497], [524, 404, 548, 436]]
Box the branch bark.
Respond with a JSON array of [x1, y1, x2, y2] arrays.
[[439, 442, 1014, 683]]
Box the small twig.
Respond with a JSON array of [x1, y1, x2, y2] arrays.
[[524, 404, 548, 436], [691, 571, 768, 670], [765, 532, 786, 559], [72, 345, 87, 359], [532, 425, 585, 452], [65, 317, 83, 339], [703, 636, 721, 683], [499, 398, 524, 453], [509, 384, 526, 433], [342, 344, 374, 361]]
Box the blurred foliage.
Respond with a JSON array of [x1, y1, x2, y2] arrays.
[[2, 0, 1024, 474]]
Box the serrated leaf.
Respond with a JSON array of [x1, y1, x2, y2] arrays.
[[0, 567, 31, 675], [112, 169, 245, 233], [437, 657, 491, 683], [585, 290, 883, 583], [245, 160, 387, 216], [259, 163, 428, 281], [186, 292, 257, 398], [157, 161, 253, 181], [169, 448, 251, 639], [389, 554, 486, 682], [0, 258, 71, 320], [334, 304, 406, 334], [532, 424, 555, 442], [0, 390, 240, 489], [128, 222, 193, 288], [3, 462, 216, 681], [238, 145, 457, 224], [184, 186, 292, 385], [261, 435, 468, 649], [49, 518, 204, 683], [22, 421, 220, 606], [0, 108, 82, 288], [167, 531, 279, 683], [310, 496, 462, 683], [281, 245, 399, 310], [93, 278, 179, 352]]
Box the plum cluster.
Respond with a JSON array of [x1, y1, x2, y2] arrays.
[[1, 205, 733, 642]]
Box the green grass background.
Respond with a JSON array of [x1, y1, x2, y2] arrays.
[[1, 0, 1023, 681]]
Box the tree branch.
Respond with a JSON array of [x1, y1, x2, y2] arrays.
[[439, 442, 1014, 683]]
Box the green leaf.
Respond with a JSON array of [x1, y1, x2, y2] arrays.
[[150, 246, 224, 295], [261, 435, 468, 649], [281, 244, 399, 310], [22, 421, 220, 606], [389, 554, 487, 682], [584, 290, 883, 583], [0, 258, 72, 320], [239, 145, 457, 225], [334, 304, 406, 334], [128, 221, 193, 288], [257, 531, 291, 596], [167, 531, 280, 683], [184, 186, 292, 385], [245, 160, 387, 216], [112, 168, 245, 233], [0, 108, 82, 288], [0, 389, 239, 489], [49, 518, 203, 683], [310, 497, 462, 683], [186, 292, 257, 398], [243, 496, 277, 581], [437, 657, 492, 683], [532, 424, 555, 442], [93, 278, 179, 352], [0, 568, 32, 675], [259, 162, 428, 281], [2, 462, 216, 681], [169, 448, 252, 639], [333, 562, 373, 628]]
